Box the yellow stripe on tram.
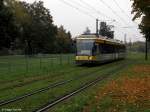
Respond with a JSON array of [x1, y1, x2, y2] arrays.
[[76, 56, 96, 61]]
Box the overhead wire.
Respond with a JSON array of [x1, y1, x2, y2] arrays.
[[104, 1, 137, 38], [68, 0, 96, 13], [113, 0, 131, 19], [97, 0, 129, 26], [58, 0, 96, 19], [60, 0, 125, 33], [79, 0, 115, 21], [112, 0, 138, 27], [58, 0, 141, 41], [58, 0, 116, 22], [97, 0, 139, 38]]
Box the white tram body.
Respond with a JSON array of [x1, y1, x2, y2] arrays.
[[75, 34, 126, 64]]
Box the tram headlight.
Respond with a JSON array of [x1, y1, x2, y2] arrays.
[[89, 56, 92, 60], [76, 56, 79, 60]]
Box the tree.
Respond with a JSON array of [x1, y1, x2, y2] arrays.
[[14, 1, 57, 54], [0, 0, 18, 52], [131, 0, 150, 60], [0, 0, 73, 55], [83, 27, 91, 35], [54, 26, 73, 53], [99, 22, 114, 39], [7, 0, 32, 54]]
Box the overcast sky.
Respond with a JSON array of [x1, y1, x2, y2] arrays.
[[24, 0, 145, 42]]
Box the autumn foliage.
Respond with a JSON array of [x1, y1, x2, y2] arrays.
[[101, 77, 149, 104], [83, 65, 150, 112], [133, 65, 150, 74]]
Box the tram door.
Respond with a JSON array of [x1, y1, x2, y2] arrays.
[[95, 43, 101, 61]]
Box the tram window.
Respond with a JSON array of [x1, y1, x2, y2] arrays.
[[92, 44, 97, 55], [96, 44, 100, 54], [76, 40, 94, 55], [99, 44, 126, 54], [99, 44, 115, 54], [118, 46, 126, 53], [121, 46, 126, 52], [114, 46, 119, 53]]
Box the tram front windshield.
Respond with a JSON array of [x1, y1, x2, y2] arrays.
[[76, 40, 94, 56]]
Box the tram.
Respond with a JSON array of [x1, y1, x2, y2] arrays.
[[75, 34, 126, 64]]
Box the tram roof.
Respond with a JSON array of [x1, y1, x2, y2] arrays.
[[76, 35, 125, 46]]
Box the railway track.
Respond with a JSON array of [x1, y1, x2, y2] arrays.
[[0, 66, 101, 107], [0, 66, 84, 91], [0, 63, 76, 85], [35, 62, 128, 112], [0, 61, 129, 112]]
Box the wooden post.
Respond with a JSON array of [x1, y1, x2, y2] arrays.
[[145, 36, 148, 60]]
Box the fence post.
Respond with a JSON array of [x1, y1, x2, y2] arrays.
[[72, 55, 74, 64], [25, 56, 29, 73], [40, 56, 42, 69], [59, 54, 62, 65], [67, 55, 70, 64], [51, 58, 53, 71], [8, 61, 11, 75]]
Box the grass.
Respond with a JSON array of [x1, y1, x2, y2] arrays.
[[1, 60, 126, 111], [0, 65, 86, 101], [50, 52, 150, 112], [0, 54, 74, 83], [0, 52, 149, 112]]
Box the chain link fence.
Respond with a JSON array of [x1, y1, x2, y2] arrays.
[[0, 54, 75, 82]]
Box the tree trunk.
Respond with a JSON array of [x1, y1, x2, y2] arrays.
[[145, 36, 148, 60], [25, 40, 32, 56]]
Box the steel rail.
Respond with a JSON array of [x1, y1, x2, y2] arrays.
[[0, 67, 100, 107], [35, 63, 128, 112], [0, 67, 84, 91]]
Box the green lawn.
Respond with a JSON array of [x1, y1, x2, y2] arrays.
[[0, 52, 149, 112], [50, 52, 150, 112], [0, 54, 74, 83]]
